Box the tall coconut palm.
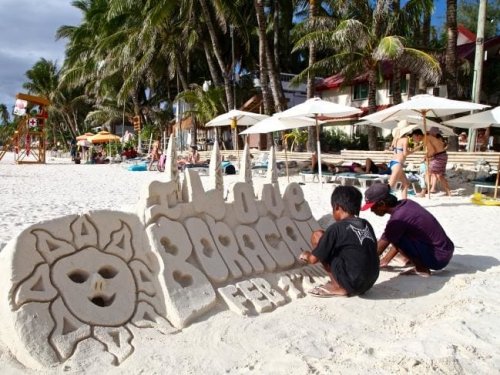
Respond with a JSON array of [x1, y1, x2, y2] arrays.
[[0, 103, 9, 125], [176, 84, 226, 146], [23, 58, 80, 139], [292, 0, 441, 150], [446, 0, 458, 99]]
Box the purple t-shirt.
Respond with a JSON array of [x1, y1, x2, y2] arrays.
[[381, 200, 454, 263]]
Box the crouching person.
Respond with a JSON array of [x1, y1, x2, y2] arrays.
[[361, 183, 454, 277], [299, 186, 379, 297]]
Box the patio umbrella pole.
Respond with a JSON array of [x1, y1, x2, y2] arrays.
[[316, 116, 323, 187], [422, 110, 431, 199], [283, 136, 289, 183], [495, 155, 499, 199], [234, 122, 240, 170]]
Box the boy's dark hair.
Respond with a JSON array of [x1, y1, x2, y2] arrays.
[[378, 194, 398, 208], [411, 129, 424, 136], [331, 186, 362, 216]]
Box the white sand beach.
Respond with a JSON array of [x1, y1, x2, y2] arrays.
[[0, 152, 499, 374]]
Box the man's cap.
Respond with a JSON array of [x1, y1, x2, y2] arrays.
[[361, 183, 391, 211], [429, 126, 442, 136]]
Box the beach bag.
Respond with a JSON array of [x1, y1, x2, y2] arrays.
[[221, 161, 236, 175], [224, 164, 236, 175]]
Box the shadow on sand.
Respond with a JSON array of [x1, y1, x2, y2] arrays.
[[361, 254, 500, 300]]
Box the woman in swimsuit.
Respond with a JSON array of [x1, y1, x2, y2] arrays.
[[388, 121, 422, 199]]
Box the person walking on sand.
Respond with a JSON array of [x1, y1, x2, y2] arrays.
[[388, 120, 423, 199], [148, 139, 161, 171], [299, 186, 379, 297], [361, 183, 454, 277]]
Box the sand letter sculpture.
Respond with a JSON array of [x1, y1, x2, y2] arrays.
[[0, 140, 328, 369]]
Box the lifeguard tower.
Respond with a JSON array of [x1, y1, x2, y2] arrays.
[[0, 93, 50, 164]]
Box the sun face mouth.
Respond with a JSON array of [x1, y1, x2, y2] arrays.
[[89, 293, 116, 307]]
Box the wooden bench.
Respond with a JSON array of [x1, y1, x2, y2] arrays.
[[471, 181, 497, 194], [340, 150, 500, 169]]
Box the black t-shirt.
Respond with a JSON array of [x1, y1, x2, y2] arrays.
[[312, 217, 379, 295]]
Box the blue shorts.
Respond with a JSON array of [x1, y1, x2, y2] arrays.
[[388, 160, 400, 170], [397, 237, 448, 270]]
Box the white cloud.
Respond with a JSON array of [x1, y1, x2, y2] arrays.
[[0, 0, 81, 108]]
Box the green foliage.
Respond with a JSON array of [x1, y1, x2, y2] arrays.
[[320, 128, 368, 152], [458, 0, 500, 38], [283, 129, 308, 151]]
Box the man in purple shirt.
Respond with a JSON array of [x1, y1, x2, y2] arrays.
[[361, 184, 454, 277]]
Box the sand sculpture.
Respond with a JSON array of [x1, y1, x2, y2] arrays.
[[0, 139, 328, 368]]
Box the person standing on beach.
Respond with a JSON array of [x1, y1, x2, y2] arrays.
[[411, 128, 451, 196], [388, 120, 423, 199], [361, 183, 454, 277], [148, 139, 161, 171], [299, 186, 379, 297]]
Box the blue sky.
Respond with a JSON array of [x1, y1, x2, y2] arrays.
[[0, 1, 448, 112]]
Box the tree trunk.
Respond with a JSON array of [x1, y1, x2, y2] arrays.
[[391, 0, 402, 105], [273, 1, 280, 70], [175, 65, 190, 92], [254, 0, 276, 149], [255, 0, 286, 113], [392, 63, 402, 104], [198, 0, 234, 110], [446, 0, 458, 99], [306, 0, 317, 152], [367, 69, 379, 151], [191, 118, 197, 146], [202, 39, 223, 87], [418, 8, 432, 94]]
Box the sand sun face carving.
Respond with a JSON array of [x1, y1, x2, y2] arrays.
[[10, 213, 166, 366], [51, 248, 136, 325]]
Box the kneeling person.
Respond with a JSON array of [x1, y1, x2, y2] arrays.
[[361, 183, 454, 276], [299, 186, 379, 297]]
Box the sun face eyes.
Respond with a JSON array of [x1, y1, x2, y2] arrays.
[[98, 266, 118, 279], [67, 266, 118, 284], [68, 270, 89, 284]]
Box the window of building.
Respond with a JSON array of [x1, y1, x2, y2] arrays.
[[388, 77, 408, 96], [352, 83, 369, 100]]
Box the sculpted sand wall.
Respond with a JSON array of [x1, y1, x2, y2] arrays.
[[0, 142, 328, 368]]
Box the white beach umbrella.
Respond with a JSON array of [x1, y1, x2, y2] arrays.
[[355, 119, 398, 130], [206, 109, 269, 127], [361, 94, 489, 123], [240, 114, 320, 134], [401, 116, 455, 136], [361, 94, 490, 198], [443, 106, 500, 129], [357, 115, 454, 136], [240, 114, 321, 181], [206, 109, 270, 157], [444, 107, 500, 199], [277, 97, 363, 184]]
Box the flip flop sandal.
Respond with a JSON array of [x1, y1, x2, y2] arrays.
[[400, 268, 431, 278], [308, 285, 345, 298]]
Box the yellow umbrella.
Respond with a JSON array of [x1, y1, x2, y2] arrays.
[[88, 131, 121, 144], [76, 132, 95, 141]]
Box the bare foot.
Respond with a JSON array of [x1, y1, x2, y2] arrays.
[[400, 267, 431, 277], [308, 283, 348, 298]]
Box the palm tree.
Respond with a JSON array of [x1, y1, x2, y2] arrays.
[[446, 0, 458, 99], [0, 103, 9, 125], [292, 0, 441, 150], [23, 58, 78, 139], [175, 84, 226, 146]]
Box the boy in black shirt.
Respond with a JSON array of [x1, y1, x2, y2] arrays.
[[299, 186, 379, 297]]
